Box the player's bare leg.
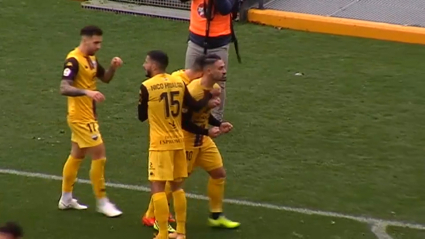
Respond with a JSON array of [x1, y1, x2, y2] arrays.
[[58, 142, 88, 210], [89, 143, 122, 217], [207, 167, 240, 229]]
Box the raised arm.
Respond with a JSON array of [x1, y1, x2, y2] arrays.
[[60, 57, 86, 96], [138, 84, 149, 122], [97, 57, 122, 83], [96, 62, 106, 82]]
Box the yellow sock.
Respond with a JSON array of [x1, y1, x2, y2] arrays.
[[145, 196, 155, 218], [153, 192, 169, 239], [90, 158, 106, 199], [173, 189, 187, 235], [62, 155, 83, 193], [145, 182, 172, 219], [165, 182, 173, 203], [208, 177, 225, 213]]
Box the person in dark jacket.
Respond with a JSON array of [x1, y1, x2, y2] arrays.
[[183, 0, 241, 121]]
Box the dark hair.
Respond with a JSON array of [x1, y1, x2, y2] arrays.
[[80, 25, 103, 36], [191, 55, 204, 71], [195, 54, 222, 70], [0, 222, 23, 238], [147, 50, 169, 70]]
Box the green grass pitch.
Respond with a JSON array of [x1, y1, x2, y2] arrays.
[[1, 0, 425, 238]]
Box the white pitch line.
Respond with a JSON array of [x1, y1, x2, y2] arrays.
[[371, 223, 393, 239], [0, 168, 424, 234]]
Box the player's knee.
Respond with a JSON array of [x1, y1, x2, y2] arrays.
[[89, 143, 106, 160], [209, 167, 226, 179], [70, 151, 85, 159], [150, 181, 167, 193], [169, 179, 185, 192], [71, 142, 86, 159]]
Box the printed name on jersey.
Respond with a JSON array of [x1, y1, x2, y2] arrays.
[[63, 68, 71, 77]]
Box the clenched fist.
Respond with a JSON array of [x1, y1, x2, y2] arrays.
[[219, 122, 233, 133], [110, 57, 123, 69]]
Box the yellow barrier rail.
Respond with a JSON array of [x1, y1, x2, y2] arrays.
[[248, 9, 425, 45]]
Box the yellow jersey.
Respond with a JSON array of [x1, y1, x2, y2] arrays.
[[62, 47, 105, 122], [183, 79, 221, 147], [139, 73, 187, 151], [171, 69, 193, 85]]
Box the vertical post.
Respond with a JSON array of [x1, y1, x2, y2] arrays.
[[258, 0, 264, 9]]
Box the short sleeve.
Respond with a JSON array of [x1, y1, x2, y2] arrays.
[[62, 57, 79, 81], [139, 83, 149, 105], [96, 60, 105, 78], [138, 83, 149, 121]]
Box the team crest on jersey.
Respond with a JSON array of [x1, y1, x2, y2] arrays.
[[197, 3, 206, 18]]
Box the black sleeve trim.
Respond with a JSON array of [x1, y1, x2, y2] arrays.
[[138, 84, 149, 122], [62, 57, 79, 81], [96, 60, 105, 78], [183, 85, 213, 112], [182, 109, 209, 135], [208, 115, 222, 127]]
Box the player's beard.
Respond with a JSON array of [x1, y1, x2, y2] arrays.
[[87, 49, 97, 56], [145, 69, 152, 78], [217, 74, 227, 82], [86, 46, 98, 56]]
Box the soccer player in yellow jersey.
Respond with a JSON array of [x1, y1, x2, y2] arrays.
[[181, 54, 240, 229], [142, 54, 239, 233], [170, 55, 205, 85], [142, 55, 209, 227], [138, 50, 219, 239], [58, 25, 123, 218]]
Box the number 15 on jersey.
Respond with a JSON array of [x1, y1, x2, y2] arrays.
[[160, 91, 181, 118]]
